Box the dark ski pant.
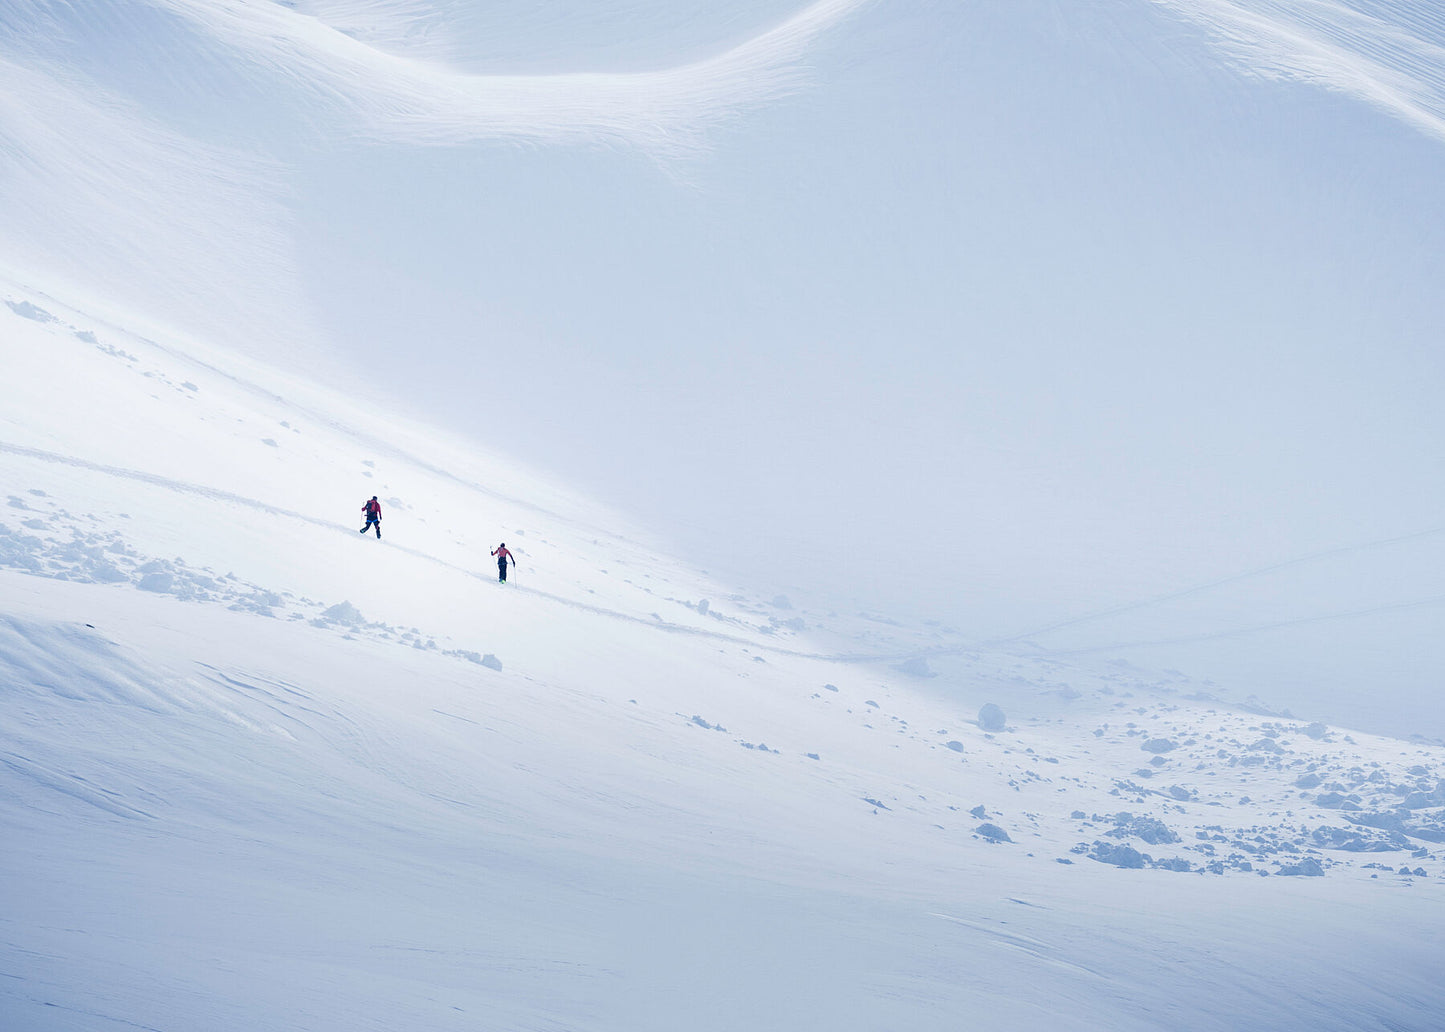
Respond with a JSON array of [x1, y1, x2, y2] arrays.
[[498, 558, 508, 582], [362, 517, 380, 538]]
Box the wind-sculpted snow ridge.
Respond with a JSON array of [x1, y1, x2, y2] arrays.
[[3, 285, 1445, 1029], [165, 0, 869, 153], [1156, 0, 1445, 143], [4, 0, 871, 157], [0, 0, 871, 358]]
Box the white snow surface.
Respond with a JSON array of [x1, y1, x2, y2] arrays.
[[2, 282, 1444, 1030], [1155, 0, 1445, 143]]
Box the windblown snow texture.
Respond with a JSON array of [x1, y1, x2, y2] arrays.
[[2, 282, 1443, 1030]]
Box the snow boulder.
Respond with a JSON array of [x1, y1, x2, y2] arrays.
[[894, 657, 935, 678], [1403, 782, 1445, 809], [316, 601, 364, 627], [137, 572, 174, 593], [1310, 826, 1403, 852], [1347, 811, 1409, 834], [1107, 813, 1180, 845], [1088, 842, 1147, 869], [6, 300, 55, 322], [87, 560, 129, 584], [978, 703, 1006, 731], [1403, 820, 1445, 843], [1152, 857, 1193, 873]]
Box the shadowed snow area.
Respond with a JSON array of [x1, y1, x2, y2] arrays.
[[3, 283, 1445, 1029]]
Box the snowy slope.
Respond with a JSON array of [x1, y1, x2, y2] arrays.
[[2, 282, 1444, 1031]]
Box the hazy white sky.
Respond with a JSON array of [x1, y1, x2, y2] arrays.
[[3, 0, 1443, 732]]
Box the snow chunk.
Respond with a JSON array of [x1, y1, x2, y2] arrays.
[[317, 601, 364, 626], [136, 572, 174, 593], [1086, 842, 1147, 869], [978, 703, 1006, 731], [6, 300, 55, 322], [1106, 813, 1180, 845], [895, 657, 935, 678]]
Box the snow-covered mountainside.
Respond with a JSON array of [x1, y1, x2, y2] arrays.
[[2, 281, 1443, 1031]]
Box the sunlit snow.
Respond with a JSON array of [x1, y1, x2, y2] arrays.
[[2, 281, 1442, 1030]]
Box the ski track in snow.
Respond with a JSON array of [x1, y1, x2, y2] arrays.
[[0, 437, 939, 664], [4, 286, 1445, 1029]]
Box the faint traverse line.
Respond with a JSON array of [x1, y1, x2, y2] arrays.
[[0, 438, 895, 662], [27, 435, 1438, 671], [5, 281, 642, 547], [0, 440, 336, 525], [1038, 594, 1445, 657], [503, 582, 886, 661], [0, 439, 580, 584], [986, 523, 1445, 647]]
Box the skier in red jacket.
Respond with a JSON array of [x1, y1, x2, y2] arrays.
[[490, 543, 513, 583], [360, 496, 381, 538]]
